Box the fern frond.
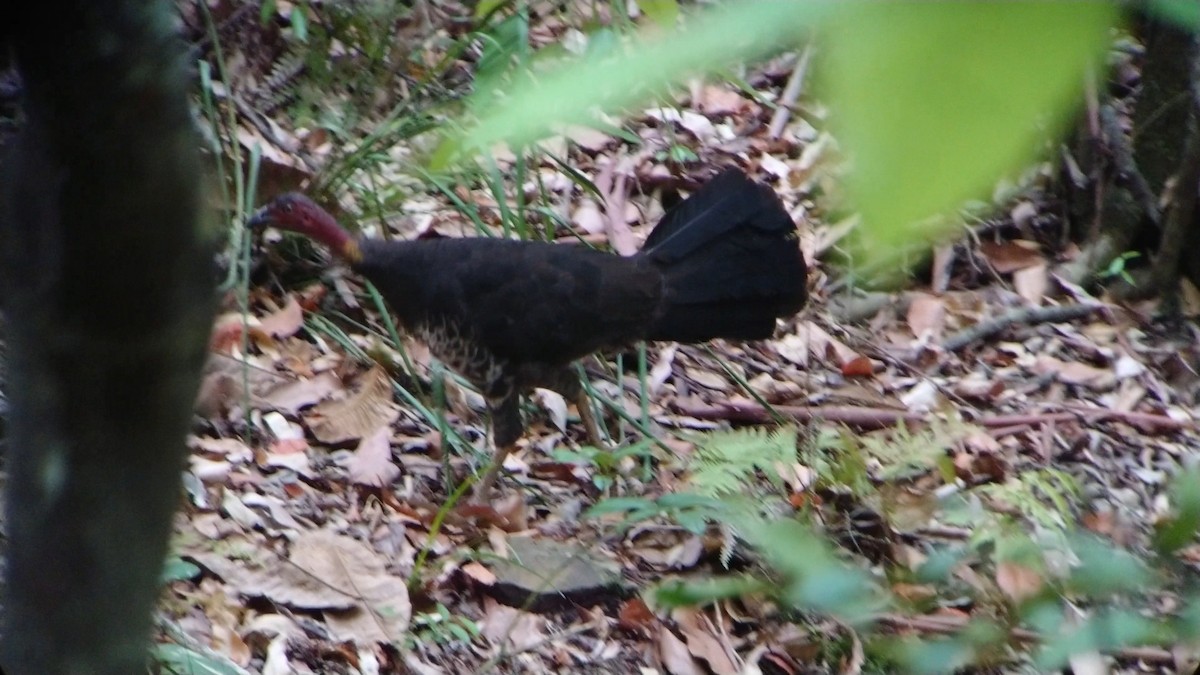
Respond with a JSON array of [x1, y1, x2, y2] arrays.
[[689, 426, 798, 496]]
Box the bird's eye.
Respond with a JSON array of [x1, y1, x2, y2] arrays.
[[281, 202, 293, 213]]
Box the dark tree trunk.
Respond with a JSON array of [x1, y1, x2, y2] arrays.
[[0, 2, 216, 673]]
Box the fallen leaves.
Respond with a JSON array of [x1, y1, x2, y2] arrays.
[[303, 365, 401, 444], [343, 426, 400, 486]]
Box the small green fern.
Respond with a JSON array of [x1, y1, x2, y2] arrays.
[[977, 467, 1080, 532], [689, 426, 797, 496]]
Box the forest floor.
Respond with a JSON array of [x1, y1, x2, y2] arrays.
[[162, 3, 1200, 674]]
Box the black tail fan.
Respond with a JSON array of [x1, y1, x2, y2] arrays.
[[640, 169, 806, 342]]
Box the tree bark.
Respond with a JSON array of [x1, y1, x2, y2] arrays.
[[0, 2, 215, 673]]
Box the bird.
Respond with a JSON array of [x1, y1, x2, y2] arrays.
[[250, 168, 807, 499]]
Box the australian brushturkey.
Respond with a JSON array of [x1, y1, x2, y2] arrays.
[[250, 168, 807, 497]]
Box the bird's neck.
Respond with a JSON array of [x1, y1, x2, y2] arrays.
[[306, 210, 363, 264]]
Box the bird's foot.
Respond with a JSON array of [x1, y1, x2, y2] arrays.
[[471, 443, 517, 502]]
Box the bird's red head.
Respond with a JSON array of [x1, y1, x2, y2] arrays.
[[249, 193, 362, 263]]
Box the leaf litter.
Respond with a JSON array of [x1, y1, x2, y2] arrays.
[[160, 5, 1200, 673]]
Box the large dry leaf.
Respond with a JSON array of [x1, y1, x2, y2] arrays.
[[343, 426, 401, 486], [193, 528, 411, 647], [800, 321, 861, 367], [673, 607, 738, 675], [658, 624, 703, 675], [1034, 355, 1116, 391], [995, 560, 1043, 603], [906, 293, 946, 340], [289, 530, 412, 644], [1012, 263, 1048, 305], [480, 597, 545, 651], [304, 366, 400, 444], [979, 239, 1045, 274], [259, 295, 305, 339], [259, 371, 343, 415]]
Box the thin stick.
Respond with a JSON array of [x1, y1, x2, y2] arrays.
[[768, 45, 814, 139], [941, 303, 1103, 352], [472, 443, 516, 501]]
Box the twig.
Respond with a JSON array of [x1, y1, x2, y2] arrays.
[[981, 408, 1194, 432], [941, 303, 1103, 352], [674, 400, 1193, 433], [767, 45, 814, 140], [673, 401, 925, 430], [231, 95, 321, 173]]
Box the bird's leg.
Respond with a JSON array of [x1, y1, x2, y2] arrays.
[[472, 442, 516, 501], [472, 393, 522, 501], [576, 389, 605, 448], [562, 366, 606, 448]]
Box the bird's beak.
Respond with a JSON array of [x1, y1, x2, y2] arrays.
[[247, 207, 272, 229]]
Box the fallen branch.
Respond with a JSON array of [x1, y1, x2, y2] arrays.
[[942, 303, 1104, 352], [767, 45, 814, 140], [673, 401, 925, 430], [673, 401, 1193, 433]]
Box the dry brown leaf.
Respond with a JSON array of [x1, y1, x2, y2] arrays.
[[694, 85, 749, 116], [931, 244, 955, 295], [563, 124, 613, 152], [773, 332, 808, 367], [1011, 200, 1038, 231], [801, 321, 861, 367], [461, 562, 497, 586], [534, 388, 568, 432], [953, 376, 1004, 401], [979, 240, 1045, 274], [995, 560, 1044, 603], [289, 530, 412, 644], [605, 192, 639, 256], [840, 356, 875, 378], [209, 312, 260, 354], [1035, 356, 1116, 391], [891, 582, 938, 603], [748, 372, 804, 402], [900, 380, 939, 412], [344, 426, 400, 487], [1012, 263, 1048, 305], [617, 597, 657, 632], [304, 366, 400, 444], [649, 344, 678, 395], [658, 624, 704, 675], [190, 436, 254, 460], [906, 293, 946, 340], [480, 597, 545, 651], [259, 372, 342, 415], [573, 199, 606, 235], [674, 607, 738, 674], [259, 295, 305, 339], [687, 368, 729, 392]]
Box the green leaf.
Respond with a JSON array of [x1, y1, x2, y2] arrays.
[[1154, 467, 1200, 554], [291, 4, 308, 42], [432, 2, 828, 168], [819, 3, 1116, 270], [475, 0, 513, 21], [153, 644, 243, 675], [654, 575, 769, 607], [1148, 0, 1200, 28], [640, 0, 680, 29], [161, 556, 201, 583], [585, 496, 655, 517]]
